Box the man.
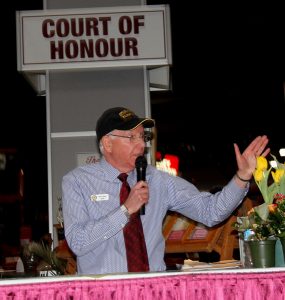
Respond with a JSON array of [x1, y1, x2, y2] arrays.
[[62, 107, 270, 275]]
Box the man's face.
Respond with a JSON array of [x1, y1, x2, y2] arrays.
[[103, 125, 146, 172]]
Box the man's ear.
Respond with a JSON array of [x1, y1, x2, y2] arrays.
[[101, 135, 112, 153]]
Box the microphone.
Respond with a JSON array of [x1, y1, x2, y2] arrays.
[[135, 155, 147, 215]]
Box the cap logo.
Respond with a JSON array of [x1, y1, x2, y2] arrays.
[[119, 109, 135, 122]]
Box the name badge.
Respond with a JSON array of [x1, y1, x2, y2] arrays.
[[91, 194, 109, 202]]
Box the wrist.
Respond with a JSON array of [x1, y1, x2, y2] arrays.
[[236, 172, 251, 182]]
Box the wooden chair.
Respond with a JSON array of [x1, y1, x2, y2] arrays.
[[163, 197, 254, 260]]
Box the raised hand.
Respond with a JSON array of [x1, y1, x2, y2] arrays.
[[234, 135, 270, 184]]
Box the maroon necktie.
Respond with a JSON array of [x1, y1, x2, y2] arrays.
[[118, 173, 149, 272]]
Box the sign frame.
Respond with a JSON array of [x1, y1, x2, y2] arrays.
[[16, 5, 172, 72]]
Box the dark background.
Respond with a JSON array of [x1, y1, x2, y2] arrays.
[[149, 1, 284, 183], [0, 2, 284, 242]]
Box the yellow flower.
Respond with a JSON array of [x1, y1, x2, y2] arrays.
[[253, 155, 285, 204], [271, 169, 285, 183], [233, 155, 285, 241], [256, 156, 268, 171], [253, 169, 264, 182]]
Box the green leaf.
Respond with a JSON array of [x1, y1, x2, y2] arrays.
[[279, 175, 285, 195], [256, 168, 272, 204], [254, 203, 269, 221]]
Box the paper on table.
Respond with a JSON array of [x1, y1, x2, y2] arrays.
[[182, 259, 241, 271], [16, 257, 25, 273]]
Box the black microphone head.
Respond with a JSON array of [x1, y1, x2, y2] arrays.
[[135, 156, 147, 169]]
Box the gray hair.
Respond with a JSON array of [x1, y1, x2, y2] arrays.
[[99, 131, 117, 154]]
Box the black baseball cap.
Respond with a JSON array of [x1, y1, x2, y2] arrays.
[[96, 107, 155, 142]]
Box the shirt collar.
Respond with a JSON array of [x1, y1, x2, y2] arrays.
[[99, 157, 136, 183]]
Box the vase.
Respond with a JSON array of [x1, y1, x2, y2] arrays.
[[239, 239, 253, 268], [275, 238, 285, 267], [248, 239, 277, 268], [22, 253, 39, 276], [280, 238, 285, 261]]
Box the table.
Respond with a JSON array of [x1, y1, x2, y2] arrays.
[[1, 267, 285, 299]]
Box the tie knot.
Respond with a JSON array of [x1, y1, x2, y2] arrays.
[[118, 173, 128, 182]]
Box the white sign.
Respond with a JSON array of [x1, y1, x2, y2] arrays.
[[16, 5, 172, 71]]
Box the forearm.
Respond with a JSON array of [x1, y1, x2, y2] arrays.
[[171, 176, 248, 227]]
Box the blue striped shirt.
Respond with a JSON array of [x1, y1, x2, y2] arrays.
[[62, 157, 248, 275]]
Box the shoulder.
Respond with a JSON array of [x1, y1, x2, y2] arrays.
[[147, 164, 184, 184], [63, 163, 103, 183]]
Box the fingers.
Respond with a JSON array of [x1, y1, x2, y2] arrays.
[[252, 135, 269, 156], [233, 143, 241, 158], [126, 182, 149, 214], [245, 136, 263, 153], [261, 148, 270, 157], [234, 135, 270, 171], [137, 180, 148, 188], [242, 135, 269, 157]]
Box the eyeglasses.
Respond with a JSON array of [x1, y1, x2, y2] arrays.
[[107, 132, 153, 143]]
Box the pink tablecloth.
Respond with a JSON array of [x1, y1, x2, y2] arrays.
[[0, 269, 284, 299]]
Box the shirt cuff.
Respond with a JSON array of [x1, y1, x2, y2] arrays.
[[120, 204, 130, 221]]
